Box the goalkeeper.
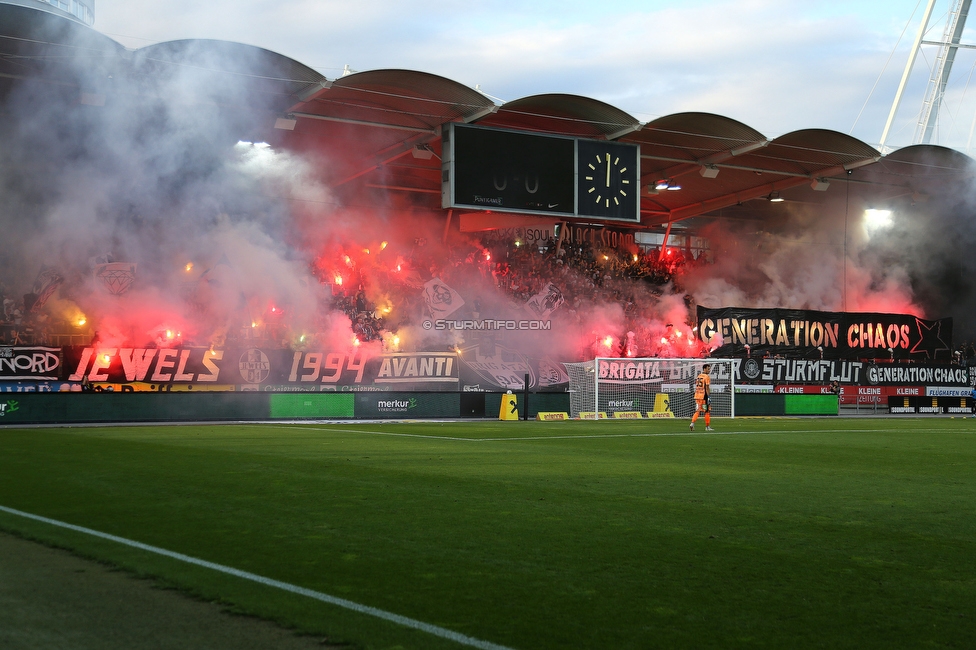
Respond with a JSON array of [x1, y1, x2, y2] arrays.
[[690, 364, 713, 431]]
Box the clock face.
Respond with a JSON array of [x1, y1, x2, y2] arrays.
[[576, 139, 640, 221]]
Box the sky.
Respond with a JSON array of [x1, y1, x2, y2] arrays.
[[91, 0, 976, 153]]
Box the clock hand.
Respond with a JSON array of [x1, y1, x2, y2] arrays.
[[605, 153, 611, 187]]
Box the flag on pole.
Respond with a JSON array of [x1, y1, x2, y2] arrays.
[[423, 278, 464, 319], [525, 283, 564, 319]]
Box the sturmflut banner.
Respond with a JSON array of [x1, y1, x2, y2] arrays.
[[734, 358, 969, 387], [697, 306, 953, 360]]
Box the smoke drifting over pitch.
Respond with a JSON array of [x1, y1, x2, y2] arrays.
[[1, 23, 974, 366]]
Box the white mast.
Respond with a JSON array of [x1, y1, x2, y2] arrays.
[[917, 0, 973, 143], [881, 0, 975, 150], [880, 0, 938, 151]]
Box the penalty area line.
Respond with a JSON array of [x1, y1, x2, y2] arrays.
[[278, 426, 475, 441], [0, 505, 516, 650]]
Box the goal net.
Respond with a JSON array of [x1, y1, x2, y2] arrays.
[[566, 358, 736, 419]]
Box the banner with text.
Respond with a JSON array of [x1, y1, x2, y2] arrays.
[[697, 307, 953, 360], [735, 357, 969, 387], [64, 348, 460, 392], [0, 347, 63, 381]]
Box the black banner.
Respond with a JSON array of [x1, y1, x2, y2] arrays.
[[735, 358, 969, 387], [0, 347, 63, 380], [697, 307, 953, 360], [60, 347, 570, 392], [63, 347, 461, 392]]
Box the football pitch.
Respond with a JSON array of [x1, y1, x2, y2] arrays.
[[2, 417, 976, 649]]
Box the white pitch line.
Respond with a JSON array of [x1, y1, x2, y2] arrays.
[[280, 426, 476, 441], [0, 505, 515, 650], [276, 425, 915, 443]]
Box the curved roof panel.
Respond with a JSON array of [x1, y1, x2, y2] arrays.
[[297, 69, 496, 130], [132, 39, 326, 104], [0, 3, 125, 83], [4, 11, 971, 228], [629, 112, 767, 159], [855, 144, 975, 197], [632, 113, 772, 206], [880, 144, 974, 173], [481, 93, 641, 138], [281, 69, 497, 188], [745, 128, 881, 176]]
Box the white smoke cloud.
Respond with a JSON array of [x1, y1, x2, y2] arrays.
[[3, 15, 974, 367]]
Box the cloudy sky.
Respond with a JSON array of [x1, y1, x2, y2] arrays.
[[91, 0, 976, 152]]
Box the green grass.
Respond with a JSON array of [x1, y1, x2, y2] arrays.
[[2, 418, 976, 649]]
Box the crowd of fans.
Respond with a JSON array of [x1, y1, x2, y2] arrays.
[[4, 233, 976, 369], [1, 282, 35, 345], [332, 289, 386, 342], [313, 234, 705, 356], [401, 235, 710, 357], [484, 237, 705, 303]]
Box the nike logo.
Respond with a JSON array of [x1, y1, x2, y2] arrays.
[[548, 203, 559, 208]]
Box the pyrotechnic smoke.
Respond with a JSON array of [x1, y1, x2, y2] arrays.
[[2, 23, 973, 370], [0, 36, 353, 349], [683, 176, 976, 341]]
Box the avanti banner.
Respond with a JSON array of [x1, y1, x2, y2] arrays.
[[64, 347, 461, 392], [60, 347, 569, 392]]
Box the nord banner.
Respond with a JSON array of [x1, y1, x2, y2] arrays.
[[697, 307, 953, 360], [0, 347, 62, 380]]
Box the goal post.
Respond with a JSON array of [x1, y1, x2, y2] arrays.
[[566, 358, 736, 419]]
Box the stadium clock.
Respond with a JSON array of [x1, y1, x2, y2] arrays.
[[442, 124, 641, 222], [576, 139, 640, 221]]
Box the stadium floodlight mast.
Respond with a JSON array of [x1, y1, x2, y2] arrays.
[[880, 0, 974, 151], [567, 358, 737, 420]]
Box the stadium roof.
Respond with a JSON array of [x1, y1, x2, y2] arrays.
[[3, 2, 975, 231]]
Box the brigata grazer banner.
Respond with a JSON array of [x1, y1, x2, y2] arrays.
[[697, 306, 953, 360]]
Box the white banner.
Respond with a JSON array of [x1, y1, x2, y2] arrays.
[[423, 278, 465, 319]]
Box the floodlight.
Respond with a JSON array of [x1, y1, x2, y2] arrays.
[[864, 209, 893, 228], [274, 116, 297, 130]]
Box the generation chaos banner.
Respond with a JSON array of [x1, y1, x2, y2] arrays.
[[697, 307, 953, 360]]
